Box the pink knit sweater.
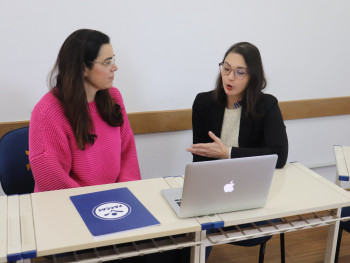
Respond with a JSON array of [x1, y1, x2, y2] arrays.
[[29, 88, 141, 192]]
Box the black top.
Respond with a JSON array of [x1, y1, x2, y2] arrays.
[[191, 91, 288, 168]]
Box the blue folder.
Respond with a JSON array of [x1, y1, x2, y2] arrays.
[[70, 187, 160, 237]]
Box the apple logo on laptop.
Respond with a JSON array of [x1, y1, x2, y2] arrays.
[[224, 180, 235, 193]]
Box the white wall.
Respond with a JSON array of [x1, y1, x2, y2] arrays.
[[134, 116, 350, 180], [0, 0, 349, 181]]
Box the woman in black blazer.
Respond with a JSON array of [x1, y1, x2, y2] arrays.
[[187, 42, 288, 168]]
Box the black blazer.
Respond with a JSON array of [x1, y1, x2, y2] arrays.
[[191, 91, 288, 168]]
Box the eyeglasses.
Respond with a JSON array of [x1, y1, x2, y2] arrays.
[[91, 55, 116, 68], [219, 62, 248, 80]]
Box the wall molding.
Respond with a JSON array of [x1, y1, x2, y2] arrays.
[[1, 96, 350, 138], [278, 96, 350, 120]]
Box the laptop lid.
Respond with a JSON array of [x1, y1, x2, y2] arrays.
[[163, 154, 277, 218]]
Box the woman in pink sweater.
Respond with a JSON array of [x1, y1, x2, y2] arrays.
[[29, 29, 141, 192]]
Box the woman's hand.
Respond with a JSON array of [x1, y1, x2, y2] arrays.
[[186, 131, 229, 159]]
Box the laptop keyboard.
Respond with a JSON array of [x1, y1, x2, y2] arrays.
[[175, 199, 182, 207]]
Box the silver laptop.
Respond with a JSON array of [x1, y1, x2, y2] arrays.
[[162, 154, 277, 218]]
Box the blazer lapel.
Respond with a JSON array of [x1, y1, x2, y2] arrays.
[[211, 103, 225, 138], [238, 106, 252, 147]]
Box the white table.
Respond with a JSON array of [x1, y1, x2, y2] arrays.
[[334, 145, 350, 184], [3, 162, 350, 263], [197, 162, 350, 262]]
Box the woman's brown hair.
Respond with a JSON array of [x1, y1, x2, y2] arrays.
[[49, 29, 123, 150], [214, 42, 267, 119]]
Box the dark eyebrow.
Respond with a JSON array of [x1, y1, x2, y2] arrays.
[[223, 62, 247, 70], [103, 55, 115, 61]]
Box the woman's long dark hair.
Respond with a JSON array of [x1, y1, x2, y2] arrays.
[[49, 29, 123, 150], [213, 42, 266, 119]]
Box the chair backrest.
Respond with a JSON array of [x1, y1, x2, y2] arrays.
[[0, 126, 35, 195]]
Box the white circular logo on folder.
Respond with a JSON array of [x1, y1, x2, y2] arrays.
[[92, 202, 131, 220]]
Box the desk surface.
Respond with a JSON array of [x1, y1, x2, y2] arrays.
[[219, 162, 350, 226], [30, 163, 350, 257], [31, 177, 200, 256], [334, 145, 350, 181], [0, 196, 7, 263]]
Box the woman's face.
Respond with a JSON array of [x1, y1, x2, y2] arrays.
[[84, 43, 118, 101], [221, 52, 249, 102]]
